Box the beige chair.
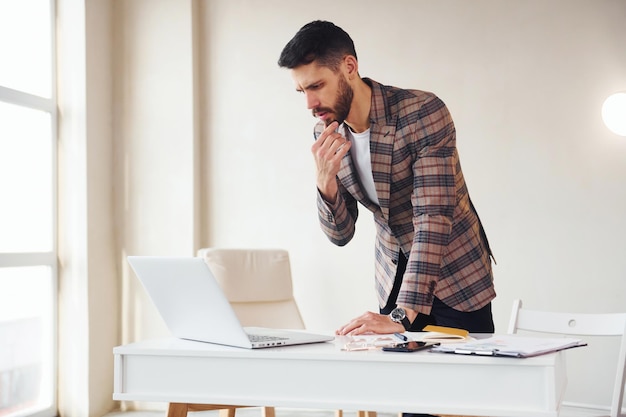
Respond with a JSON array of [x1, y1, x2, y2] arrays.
[[167, 248, 376, 417], [508, 299, 626, 417]]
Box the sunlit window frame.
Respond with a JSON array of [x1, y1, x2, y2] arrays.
[[0, 1, 58, 416]]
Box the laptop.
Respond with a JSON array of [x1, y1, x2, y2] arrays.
[[127, 256, 334, 349]]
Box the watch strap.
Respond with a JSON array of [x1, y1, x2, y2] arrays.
[[399, 315, 411, 331]]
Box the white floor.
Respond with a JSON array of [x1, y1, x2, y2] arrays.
[[114, 404, 620, 417], [103, 404, 617, 417]]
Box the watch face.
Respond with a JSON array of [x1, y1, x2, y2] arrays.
[[391, 307, 406, 321]]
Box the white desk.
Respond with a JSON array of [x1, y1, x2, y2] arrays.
[[113, 337, 567, 417]]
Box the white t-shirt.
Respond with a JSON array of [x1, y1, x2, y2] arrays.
[[348, 128, 380, 206]]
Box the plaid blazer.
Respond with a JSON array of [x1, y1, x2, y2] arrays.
[[314, 78, 495, 315]]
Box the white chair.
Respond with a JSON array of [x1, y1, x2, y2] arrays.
[[167, 248, 375, 417], [508, 299, 626, 417]]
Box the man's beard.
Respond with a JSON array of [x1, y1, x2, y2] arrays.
[[313, 75, 354, 127]]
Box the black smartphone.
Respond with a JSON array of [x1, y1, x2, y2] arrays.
[[382, 341, 440, 352]]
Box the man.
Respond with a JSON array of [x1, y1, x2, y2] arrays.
[[278, 20, 495, 339]]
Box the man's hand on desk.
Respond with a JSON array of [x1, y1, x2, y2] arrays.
[[335, 307, 418, 335]]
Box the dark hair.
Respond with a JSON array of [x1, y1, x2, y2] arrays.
[[277, 20, 357, 71]]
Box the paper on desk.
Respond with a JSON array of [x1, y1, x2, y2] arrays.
[[339, 333, 407, 351], [431, 334, 586, 357]]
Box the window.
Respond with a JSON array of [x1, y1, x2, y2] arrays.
[[0, 1, 57, 417]]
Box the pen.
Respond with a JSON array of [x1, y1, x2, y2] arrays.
[[394, 332, 408, 341]]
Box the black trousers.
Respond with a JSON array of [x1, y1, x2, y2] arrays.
[[380, 251, 495, 417]]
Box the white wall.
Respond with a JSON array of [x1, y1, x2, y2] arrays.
[[113, 0, 199, 343], [110, 0, 626, 413], [57, 0, 116, 416]]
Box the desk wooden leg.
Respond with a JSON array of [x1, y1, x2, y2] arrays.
[[261, 407, 275, 417], [335, 411, 343, 417], [218, 408, 237, 417], [357, 412, 378, 417], [167, 403, 189, 417]]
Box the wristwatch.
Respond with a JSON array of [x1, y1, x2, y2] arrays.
[[390, 307, 411, 331]]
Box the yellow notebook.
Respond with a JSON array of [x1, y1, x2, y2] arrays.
[[421, 325, 471, 343]]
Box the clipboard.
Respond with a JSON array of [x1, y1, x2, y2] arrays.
[[430, 334, 587, 358]]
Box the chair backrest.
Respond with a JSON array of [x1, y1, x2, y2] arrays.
[[197, 248, 305, 330], [508, 299, 626, 417]]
